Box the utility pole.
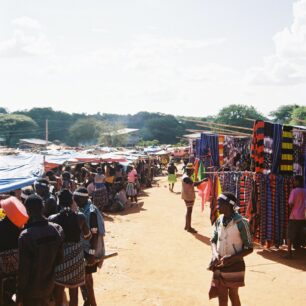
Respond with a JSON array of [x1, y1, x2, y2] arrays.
[[45, 119, 48, 146]]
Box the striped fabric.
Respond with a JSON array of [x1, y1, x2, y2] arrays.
[[251, 120, 265, 173], [271, 124, 282, 174], [280, 125, 293, 174], [218, 135, 225, 166]]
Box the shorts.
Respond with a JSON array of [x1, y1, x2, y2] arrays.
[[287, 220, 306, 241]]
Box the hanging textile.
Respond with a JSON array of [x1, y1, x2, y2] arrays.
[[209, 175, 221, 225], [263, 122, 274, 174], [293, 130, 304, 175], [271, 123, 282, 174], [251, 120, 265, 173], [218, 135, 225, 166], [197, 177, 212, 212], [280, 125, 293, 175], [200, 134, 220, 168]]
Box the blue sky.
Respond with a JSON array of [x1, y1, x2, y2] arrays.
[[0, 0, 305, 117]]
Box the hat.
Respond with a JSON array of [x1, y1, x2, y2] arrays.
[[0, 196, 29, 228], [186, 163, 194, 170]]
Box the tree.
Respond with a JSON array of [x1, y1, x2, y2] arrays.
[[0, 107, 7, 114], [269, 104, 300, 124], [0, 114, 38, 147], [216, 104, 266, 130], [68, 118, 102, 146], [14, 107, 82, 144], [142, 115, 185, 144], [290, 106, 306, 125]]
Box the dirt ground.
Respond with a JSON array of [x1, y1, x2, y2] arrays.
[[86, 175, 306, 306]]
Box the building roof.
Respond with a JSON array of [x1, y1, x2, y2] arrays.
[[102, 128, 139, 136], [19, 138, 52, 145]]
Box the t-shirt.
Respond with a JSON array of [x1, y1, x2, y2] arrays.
[[288, 187, 306, 220]]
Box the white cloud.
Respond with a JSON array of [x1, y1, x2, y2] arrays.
[[11, 16, 42, 30], [92, 27, 109, 34], [248, 0, 306, 86], [0, 30, 53, 57], [0, 18, 52, 57]]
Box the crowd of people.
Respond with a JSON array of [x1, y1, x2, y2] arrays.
[[0, 156, 305, 306], [0, 159, 158, 306]]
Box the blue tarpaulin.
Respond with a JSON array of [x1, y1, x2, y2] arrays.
[[0, 153, 44, 193]]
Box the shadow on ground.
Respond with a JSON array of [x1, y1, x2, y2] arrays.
[[256, 246, 306, 271], [193, 233, 211, 246]]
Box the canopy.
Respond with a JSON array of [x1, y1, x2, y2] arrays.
[[0, 153, 44, 193]]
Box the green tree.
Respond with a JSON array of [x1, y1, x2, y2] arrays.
[[15, 107, 82, 144], [290, 106, 306, 125], [142, 115, 185, 144], [0, 114, 38, 147], [0, 107, 7, 114], [68, 118, 102, 146], [216, 104, 266, 130], [269, 104, 300, 124]]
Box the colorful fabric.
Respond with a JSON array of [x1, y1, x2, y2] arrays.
[[55, 241, 85, 288], [271, 123, 282, 174], [280, 126, 293, 174], [224, 137, 251, 171], [251, 120, 265, 173], [263, 122, 274, 174], [197, 160, 206, 181], [197, 177, 212, 211], [218, 135, 225, 166], [293, 130, 304, 175]]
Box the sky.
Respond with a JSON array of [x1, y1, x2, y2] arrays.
[[0, 0, 305, 117]]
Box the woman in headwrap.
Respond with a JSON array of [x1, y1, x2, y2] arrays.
[[209, 192, 253, 306]]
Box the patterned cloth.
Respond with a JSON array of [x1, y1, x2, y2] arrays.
[[218, 135, 225, 166], [280, 125, 293, 174], [251, 120, 265, 173], [126, 182, 137, 196], [55, 241, 85, 288], [293, 130, 304, 175], [263, 122, 274, 174], [271, 124, 282, 174], [93, 186, 108, 212]]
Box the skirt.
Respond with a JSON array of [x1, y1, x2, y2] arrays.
[[168, 174, 177, 183], [209, 259, 245, 299], [126, 182, 137, 196], [55, 242, 85, 288], [93, 186, 108, 212]]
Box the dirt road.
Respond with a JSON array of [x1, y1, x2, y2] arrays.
[[90, 176, 306, 306]]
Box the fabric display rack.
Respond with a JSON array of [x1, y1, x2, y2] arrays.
[[192, 120, 306, 247]]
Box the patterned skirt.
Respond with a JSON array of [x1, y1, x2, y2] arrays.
[[55, 242, 85, 288], [126, 182, 137, 196], [93, 186, 108, 212], [210, 259, 245, 293]]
